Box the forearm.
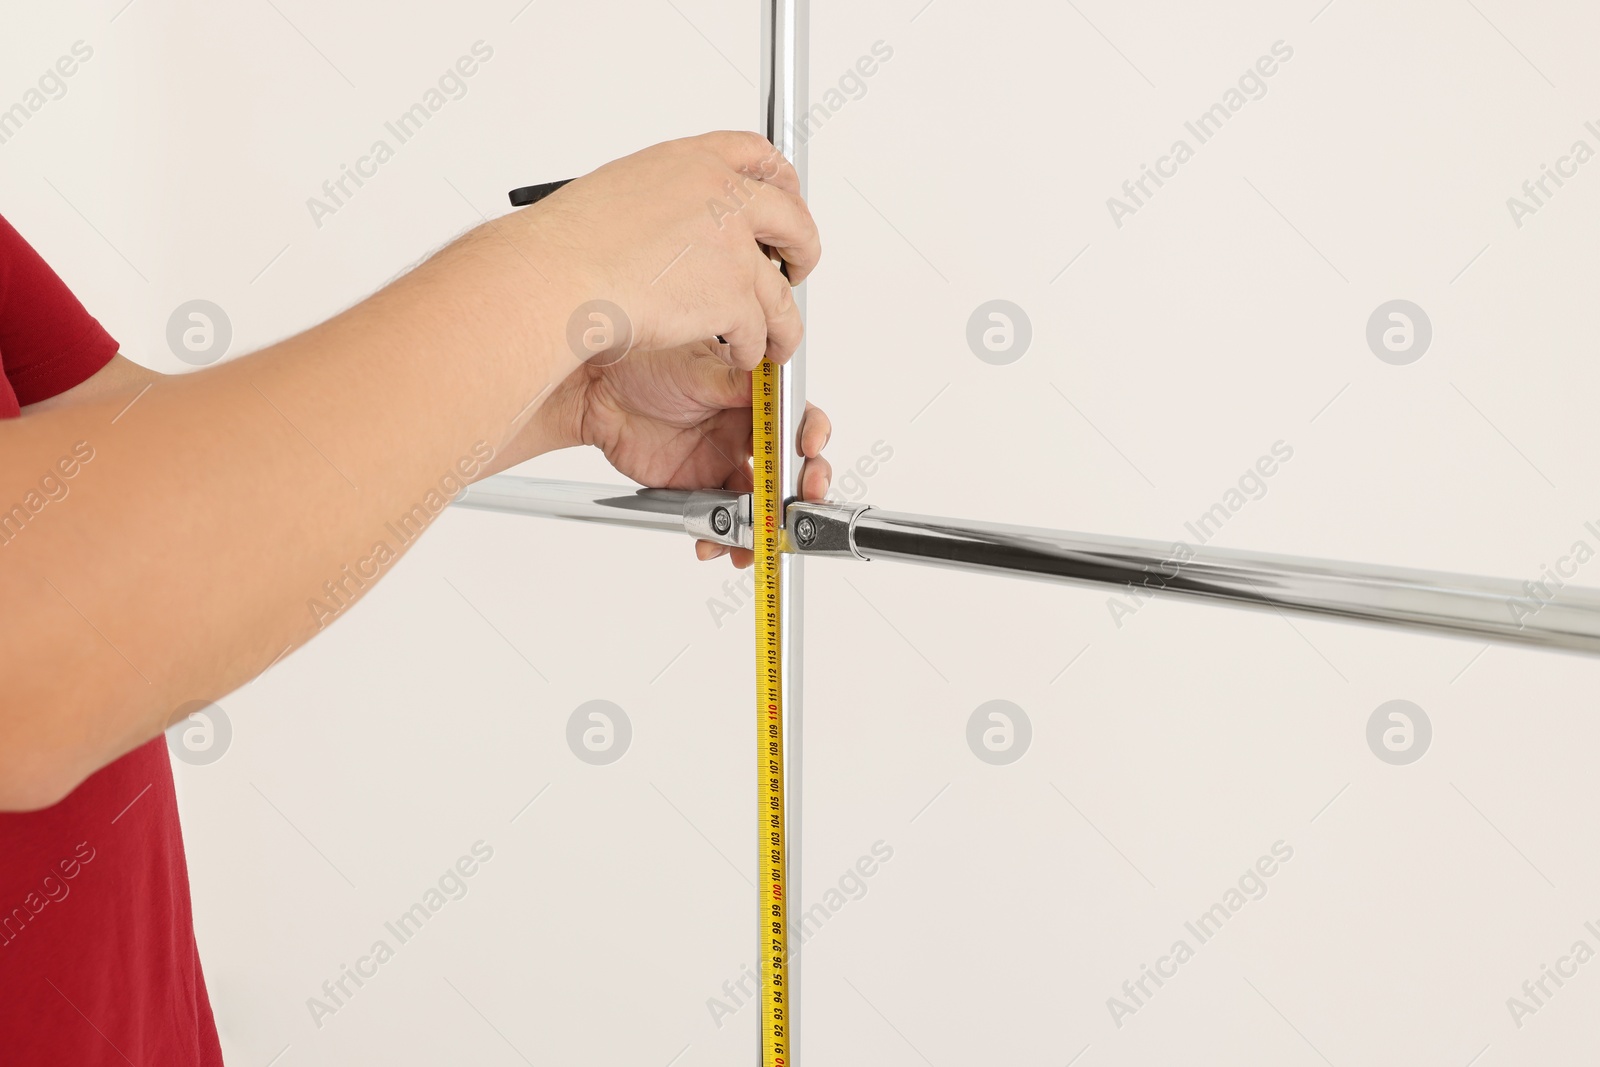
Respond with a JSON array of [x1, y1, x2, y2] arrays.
[[0, 128, 824, 809], [0, 222, 579, 808]]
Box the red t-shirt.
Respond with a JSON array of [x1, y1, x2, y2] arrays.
[[0, 214, 223, 1065]]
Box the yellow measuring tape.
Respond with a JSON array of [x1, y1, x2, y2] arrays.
[[752, 355, 789, 1067]]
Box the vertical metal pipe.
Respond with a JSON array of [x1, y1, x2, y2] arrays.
[[762, 0, 806, 1061]]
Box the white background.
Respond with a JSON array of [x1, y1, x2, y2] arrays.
[[4, 0, 1600, 1064]]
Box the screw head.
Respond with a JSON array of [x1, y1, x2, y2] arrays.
[[711, 506, 732, 535], [795, 515, 817, 546]]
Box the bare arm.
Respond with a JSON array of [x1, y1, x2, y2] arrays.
[[0, 131, 818, 810], [22, 354, 163, 414]]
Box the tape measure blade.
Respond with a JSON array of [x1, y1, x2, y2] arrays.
[[753, 356, 790, 1067]]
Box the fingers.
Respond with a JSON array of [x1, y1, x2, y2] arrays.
[[742, 185, 821, 285], [717, 291, 769, 371], [697, 133, 819, 284], [799, 402, 831, 458], [799, 456, 832, 501], [701, 131, 800, 197], [798, 404, 832, 499], [718, 249, 803, 371], [753, 251, 803, 365], [697, 541, 756, 568], [696, 539, 731, 562], [683, 345, 753, 408], [696, 541, 754, 568]]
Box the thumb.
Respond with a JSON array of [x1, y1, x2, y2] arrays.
[[689, 344, 754, 410]]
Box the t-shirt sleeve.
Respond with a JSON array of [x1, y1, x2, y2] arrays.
[[0, 212, 119, 407]]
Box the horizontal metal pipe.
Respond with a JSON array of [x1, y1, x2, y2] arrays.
[[455, 476, 752, 549], [456, 476, 688, 532], [455, 478, 1600, 656], [850, 509, 1600, 655]]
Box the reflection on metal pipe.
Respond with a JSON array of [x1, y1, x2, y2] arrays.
[[454, 476, 750, 548], [453, 479, 1600, 656], [839, 506, 1600, 656]]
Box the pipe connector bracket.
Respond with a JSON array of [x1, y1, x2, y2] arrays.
[[786, 501, 872, 559], [683, 490, 753, 549]]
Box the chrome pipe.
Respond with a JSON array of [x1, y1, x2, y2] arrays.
[[455, 482, 1600, 656], [455, 477, 682, 531], [837, 507, 1600, 656], [454, 476, 751, 548]]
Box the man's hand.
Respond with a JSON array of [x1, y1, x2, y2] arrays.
[[491, 340, 834, 568], [521, 131, 820, 372], [0, 129, 824, 809]]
